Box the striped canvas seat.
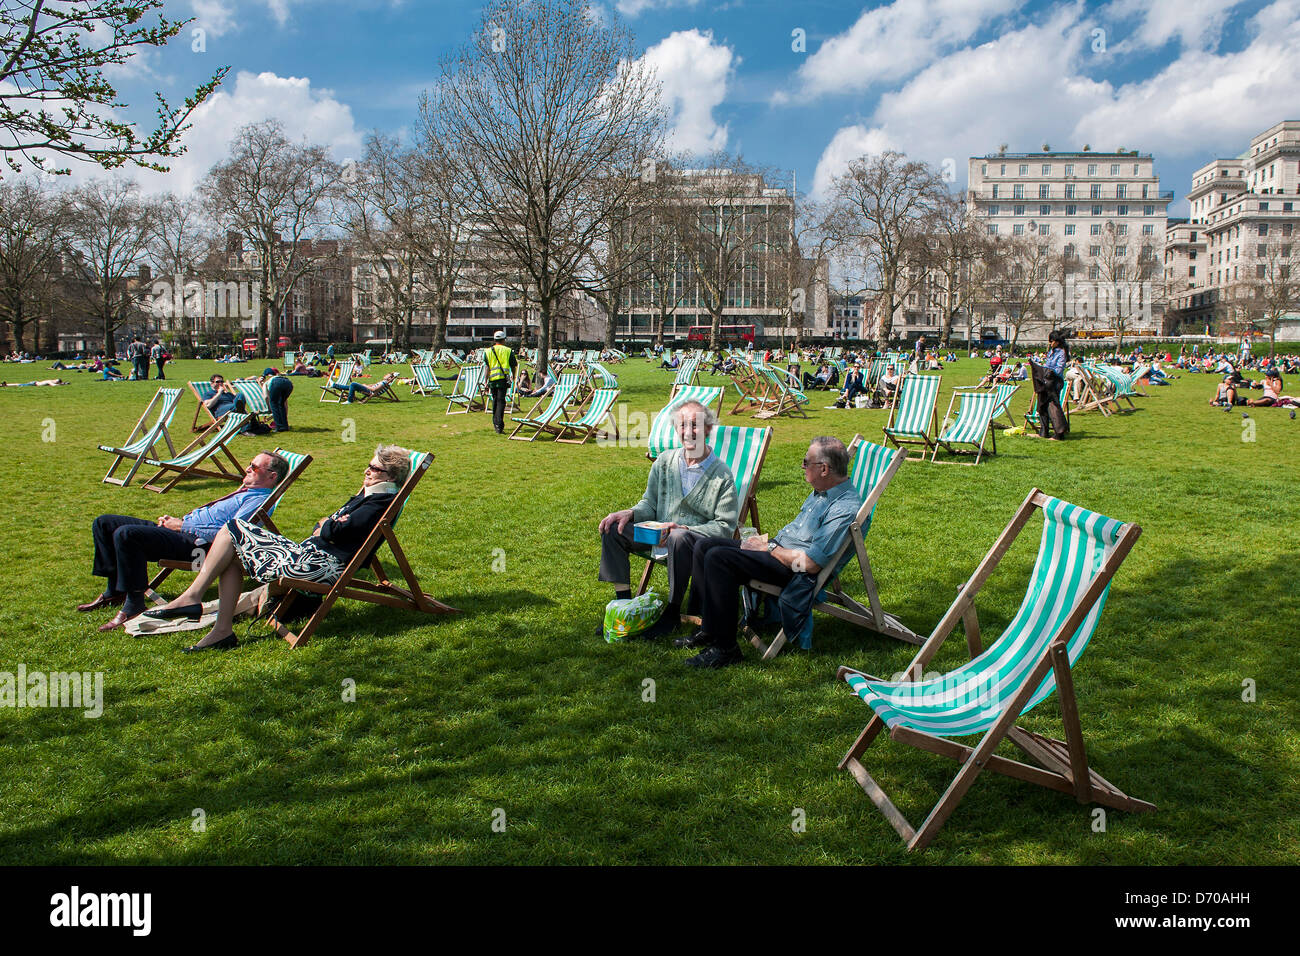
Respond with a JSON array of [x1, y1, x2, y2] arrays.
[[882, 374, 942, 456], [670, 356, 700, 393], [587, 362, 618, 389], [446, 364, 486, 414], [646, 385, 725, 459], [555, 387, 621, 445], [187, 380, 220, 430], [836, 491, 1151, 850], [752, 365, 809, 420], [747, 436, 918, 659], [232, 380, 270, 417], [140, 413, 250, 494], [508, 376, 580, 441], [933, 390, 1000, 465], [410, 363, 444, 396], [99, 387, 182, 486], [319, 363, 353, 403]]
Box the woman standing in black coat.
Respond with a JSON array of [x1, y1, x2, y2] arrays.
[[144, 445, 412, 651]]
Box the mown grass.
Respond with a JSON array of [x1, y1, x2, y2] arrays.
[[0, 354, 1295, 864]]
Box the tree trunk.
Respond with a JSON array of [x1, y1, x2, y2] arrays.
[[103, 318, 115, 357], [604, 306, 616, 349], [537, 299, 552, 377], [709, 309, 722, 352], [875, 291, 894, 350], [433, 304, 449, 351]]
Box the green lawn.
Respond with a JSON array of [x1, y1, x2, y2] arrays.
[[0, 354, 1295, 864]]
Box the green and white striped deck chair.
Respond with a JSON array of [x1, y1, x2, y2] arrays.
[[140, 412, 250, 494], [319, 362, 353, 403], [587, 362, 618, 390], [264, 450, 460, 648], [646, 385, 726, 459], [302, 352, 318, 366], [410, 363, 444, 397], [748, 435, 919, 660], [445, 364, 487, 414], [932, 390, 1000, 465], [752, 365, 810, 420], [1024, 378, 1071, 431], [670, 356, 700, 395], [145, 447, 313, 605], [836, 489, 1152, 850], [232, 380, 270, 422], [636, 424, 773, 595], [508, 375, 580, 441], [359, 349, 373, 368], [957, 382, 1020, 428], [284, 351, 296, 368], [187, 380, 220, 430], [554, 387, 621, 445], [99, 386, 182, 486], [882, 374, 942, 457], [1071, 364, 1116, 416]]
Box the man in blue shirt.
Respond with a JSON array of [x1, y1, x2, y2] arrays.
[[677, 436, 863, 669], [78, 451, 289, 631]]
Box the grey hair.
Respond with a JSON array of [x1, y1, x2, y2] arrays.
[[809, 436, 849, 477], [674, 399, 717, 430], [374, 443, 412, 486]]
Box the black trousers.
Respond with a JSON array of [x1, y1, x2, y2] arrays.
[[489, 380, 510, 432], [91, 515, 203, 613], [688, 537, 794, 649], [1037, 372, 1067, 437], [598, 525, 701, 609], [155, 358, 165, 379]]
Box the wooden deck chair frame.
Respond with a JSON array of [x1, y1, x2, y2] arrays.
[[410, 363, 444, 397], [100, 387, 181, 486], [553, 387, 621, 445], [140, 413, 250, 494], [882, 374, 942, 459], [669, 356, 701, 396], [445, 364, 487, 414], [318, 363, 353, 403], [507, 376, 580, 441], [145, 449, 313, 605], [747, 435, 921, 660], [231, 380, 272, 423], [264, 452, 460, 648], [636, 425, 773, 596], [834, 488, 1152, 851], [752, 365, 809, 420], [187, 380, 221, 431], [931, 390, 999, 466]]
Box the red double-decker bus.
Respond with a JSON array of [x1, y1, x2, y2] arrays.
[[686, 324, 756, 345]]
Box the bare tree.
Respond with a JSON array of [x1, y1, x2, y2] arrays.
[[1241, 236, 1300, 357], [0, 1, 226, 176], [831, 150, 946, 349], [773, 195, 838, 348], [430, 0, 665, 374], [62, 179, 154, 354], [980, 235, 1063, 352], [667, 155, 787, 351], [145, 191, 217, 353], [0, 178, 68, 351], [1091, 220, 1162, 352], [199, 120, 342, 358], [924, 190, 984, 347]]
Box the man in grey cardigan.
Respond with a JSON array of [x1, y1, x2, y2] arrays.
[[597, 400, 738, 640]]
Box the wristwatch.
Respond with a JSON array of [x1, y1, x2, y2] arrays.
[[767, 540, 779, 553]]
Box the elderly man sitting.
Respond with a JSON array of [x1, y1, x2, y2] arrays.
[[674, 436, 862, 669], [597, 400, 738, 641], [77, 451, 289, 631]]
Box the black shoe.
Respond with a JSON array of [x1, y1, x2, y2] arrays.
[[143, 602, 203, 621], [673, 628, 710, 649], [76, 592, 124, 613], [182, 633, 238, 653], [635, 610, 681, 642], [685, 644, 744, 669]]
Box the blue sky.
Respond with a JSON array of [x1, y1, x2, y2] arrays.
[[97, 0, 1300, 216]]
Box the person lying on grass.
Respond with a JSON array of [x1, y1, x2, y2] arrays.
[[144, 444, 410, 652]]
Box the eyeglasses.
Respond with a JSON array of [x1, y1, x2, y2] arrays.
[[801, 457, 826, 469], [366, 463, 389, 476]]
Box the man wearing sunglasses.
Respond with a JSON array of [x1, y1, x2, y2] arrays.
[[676, 436, 861, 669]]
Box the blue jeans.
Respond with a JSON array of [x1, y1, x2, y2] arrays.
[[267, 375, 293, 429]]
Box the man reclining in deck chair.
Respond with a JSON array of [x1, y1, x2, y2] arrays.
[[673, 436, 862, 669], [596, 400, 738, 642], [77, 451, 289, 632]]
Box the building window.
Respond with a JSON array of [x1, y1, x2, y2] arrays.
[[981, 164, 988, 176], [1090, 184, 1101, 198], [1039, 204, 1050, 215], [1064, 164, 1074, 176], [1090, 225, 1102, 236], [987, 224, 998, 235], [1038, 224, 1050, 235], [1091, 204, 1102, 216], [999, 164, 1006, 175], [1013, 185, 1024, 199], [1014, 204, 1025, 216], [1142, 185, 1149, 198], [1258, 265, 1267, 279], [1065, 224, 1076, 236], [1065, 184, 1075, 199], [992, 185, 999, 198], [1013, 224, 1025, 235], [1117, 184, 1127, 198], [1260, 201, 1269, 210], [1038, 184, 1049, 199], [1088, 265, 1100, 279], [1018, 164, 1028, 175], [1064, 243, 1075, 257], [1117, 204, 1128, 216], [1142, 224, 1154, 235], [1087, 164, 1097, 176], [1260, 224, 1269, 236], [1090, 245, 1101, 256], [1144, 205, 1154, 216], [1258, 244, 1267, 257], [1066, 204, 1077, 215], [1117, 224, 1128, 235], [1133, 164, 1140, 175], [988, 205, 999, 216], [1042, 164, 1051, 175], [1110, 163, 1120, 175], [1189, 266, 1196, 277], [1116, 245, 1126, 256]]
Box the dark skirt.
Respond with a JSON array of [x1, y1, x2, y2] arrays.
[[227, 519, 344, 585]]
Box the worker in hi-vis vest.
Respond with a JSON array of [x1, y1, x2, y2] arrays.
[[485, 330, 518, 434]]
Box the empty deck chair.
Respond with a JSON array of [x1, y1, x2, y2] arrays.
[[508, 375, 580, 441], [836, 490, 1152, 850], [99, 387, 182, 486], [445, 364, 487, 414], [747, 436, 919, 659], [554, 387, 621, 445], [669, 356, 701, 395], [140, 413, 250, 494], [932, 390, 1000, 465], [145, 448, 313, 605], [264, 451, 460, 648], [410, 363, 444, 397], [752, 365, 810, 420], [882, 374, 942, 458]]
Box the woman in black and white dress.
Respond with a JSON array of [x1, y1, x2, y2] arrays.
[[144, 444, 412, 652]]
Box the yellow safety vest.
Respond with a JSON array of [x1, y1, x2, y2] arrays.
[[486, 344, 512, 382]]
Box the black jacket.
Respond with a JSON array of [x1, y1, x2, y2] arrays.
[[308, 490, 396, 562]]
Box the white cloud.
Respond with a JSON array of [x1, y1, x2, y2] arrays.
[[641, 29, 735, 155], [787, 0, 1025, 101], [128, 70, 362, 195], [616, 0, 701, 18], [192, 0, 239, 38], [1102, 0, 1249, 52], [811, 126, 897, 198]]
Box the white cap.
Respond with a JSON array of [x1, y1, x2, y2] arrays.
[[494, 330, 506, 340]]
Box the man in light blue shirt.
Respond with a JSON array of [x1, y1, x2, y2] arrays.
[[678, 436, 862, 668], [79, 451, 289, 631]]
